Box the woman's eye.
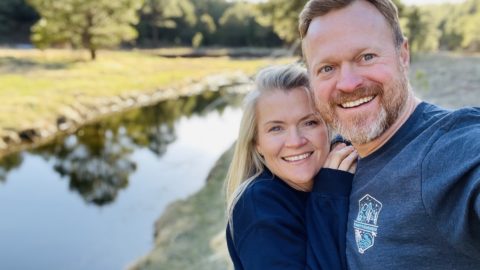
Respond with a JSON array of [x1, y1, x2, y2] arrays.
[[363, 53, 375, 61], [305, 120, 318, 126], [268, 126, 282, 132]]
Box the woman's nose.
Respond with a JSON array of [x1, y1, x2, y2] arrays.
[[285, 128, 307, 148]]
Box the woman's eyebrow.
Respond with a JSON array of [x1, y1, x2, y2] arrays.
[[263, 120, 284, 125]]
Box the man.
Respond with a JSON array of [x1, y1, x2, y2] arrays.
[[299, 0, 480, 269]]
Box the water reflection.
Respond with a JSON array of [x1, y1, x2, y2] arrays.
[[0, 152, 23, 182], [2, 88, 243, 205]]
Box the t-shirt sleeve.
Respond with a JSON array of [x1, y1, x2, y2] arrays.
[[306, 168, 353, 270], [229, 182, 308, 270], [422, 118, 480, 259]]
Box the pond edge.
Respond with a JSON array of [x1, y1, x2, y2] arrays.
[[0, 72, 251, 159]]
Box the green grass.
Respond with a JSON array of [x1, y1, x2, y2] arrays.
[[0, 48, 293, 133]]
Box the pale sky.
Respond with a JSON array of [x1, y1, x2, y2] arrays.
[[401, 0, 465, 5], [240, 0, 466, 5]]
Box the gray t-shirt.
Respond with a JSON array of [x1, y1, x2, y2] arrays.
[[346, 102, 480, 269]]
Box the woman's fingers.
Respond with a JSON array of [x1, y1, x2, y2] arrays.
[[338, 149, 358, 172], [348, 161, 357, 174], [324, 143, 355, 170]]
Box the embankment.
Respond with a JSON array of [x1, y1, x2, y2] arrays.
[[128, 145, 234, 270]]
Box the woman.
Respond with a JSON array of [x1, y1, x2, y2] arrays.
[[225, 64, 357, 269]]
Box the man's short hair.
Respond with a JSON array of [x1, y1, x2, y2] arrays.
[[299, 0, 405, 48]]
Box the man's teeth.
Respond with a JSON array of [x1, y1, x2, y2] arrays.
[[283, 152, 311, 162], [341, 96, 374, 108]]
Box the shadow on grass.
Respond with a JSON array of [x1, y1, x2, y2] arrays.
[[0, 56, 83, 73]]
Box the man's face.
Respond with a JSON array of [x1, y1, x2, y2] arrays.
[[303, 0, 410, 145]]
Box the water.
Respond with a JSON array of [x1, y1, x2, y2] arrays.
[[0, 89, 244, 270]]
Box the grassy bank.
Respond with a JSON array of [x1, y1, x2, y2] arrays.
[[0, 48, 292, 138], [129, 145, 235, 270]]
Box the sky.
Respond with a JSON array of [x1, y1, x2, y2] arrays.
[[401, 0, 465, 5], [241, 0, 466, 5]]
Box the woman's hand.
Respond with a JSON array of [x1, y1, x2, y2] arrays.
[[323, 143, 358, 173]]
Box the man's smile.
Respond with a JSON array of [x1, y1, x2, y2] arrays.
[[340, 95, 376, 109]]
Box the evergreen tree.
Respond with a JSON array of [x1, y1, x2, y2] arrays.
[[0, 0, 38, 43], [28, 0, 143, 59], [140, 0, 196, 46]]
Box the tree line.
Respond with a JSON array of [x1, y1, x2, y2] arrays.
[[0, 0, 478, 59]]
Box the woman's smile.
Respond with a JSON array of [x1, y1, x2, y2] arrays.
[[282, 151, 313, 162]]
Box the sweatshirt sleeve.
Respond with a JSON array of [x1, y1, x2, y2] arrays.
[[228, 171, 353, 270], [228, 181, 308, 270], [422, 117, 480, 259], [306, 168, 353, 270]]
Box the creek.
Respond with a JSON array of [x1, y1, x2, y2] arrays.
[[0, 88, 244, 270]]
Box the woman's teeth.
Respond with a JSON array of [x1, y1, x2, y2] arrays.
[[283, 152, 312, 162]]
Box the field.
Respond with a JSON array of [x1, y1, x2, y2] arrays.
[[409, 52, 480, 109], [0, 48, 291, 141]]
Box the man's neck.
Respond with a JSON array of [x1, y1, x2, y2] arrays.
[[354, 94, 421, 158]]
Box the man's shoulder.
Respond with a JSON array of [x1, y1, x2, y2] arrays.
[[421, 104, 480, 165], [420, 102, 480, 132], [448, 106, 480, 127]]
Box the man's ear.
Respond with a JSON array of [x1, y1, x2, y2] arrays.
[[399, 38, 410, 68]]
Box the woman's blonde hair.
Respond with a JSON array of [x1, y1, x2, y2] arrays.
[[225, 63, 315, 229]]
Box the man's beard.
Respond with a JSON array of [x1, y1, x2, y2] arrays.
[[317, 74, 409, 145]]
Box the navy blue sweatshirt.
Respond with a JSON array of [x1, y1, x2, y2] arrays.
[[346, 102, 480, 269], [226, 168, 353, 270]]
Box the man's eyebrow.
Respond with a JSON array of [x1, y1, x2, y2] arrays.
[[299, 113, 317, 122], [311, 47, 377, 70]]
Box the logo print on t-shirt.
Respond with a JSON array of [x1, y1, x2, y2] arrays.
[[354, 194, 383, 254]]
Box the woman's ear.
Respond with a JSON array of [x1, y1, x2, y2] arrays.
[[255, 144, 262, 157]]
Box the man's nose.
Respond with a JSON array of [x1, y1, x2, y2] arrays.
[[285, 128, 307, 148], [336, 64, 362, 92]]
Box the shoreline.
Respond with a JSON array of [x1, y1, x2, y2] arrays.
[[128, 145, 235, 270], [0, 72, 250, 159]]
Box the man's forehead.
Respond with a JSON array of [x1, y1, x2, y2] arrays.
[[302, 1, 393, 62], [304, 0, 387, 39]]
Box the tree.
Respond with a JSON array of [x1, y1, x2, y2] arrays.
[[432, 0, 480, 51], [458, 0, 480, 51], [28, 0, 143, 60], [191, 0, 230, 46], [218, 2, 281, 47], [404, 6, 440, 53], [0, 0, 38, 43], [140, 0, 196, 46], [256, 0, 307, 44]]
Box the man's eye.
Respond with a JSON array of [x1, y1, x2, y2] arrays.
[[320, 65, 334, 73], [305, 120, 318, 126]]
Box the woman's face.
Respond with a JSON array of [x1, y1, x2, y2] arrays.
[[255, 87, 330, 191]]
